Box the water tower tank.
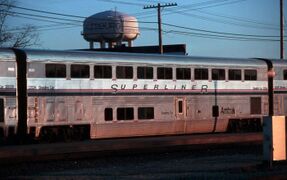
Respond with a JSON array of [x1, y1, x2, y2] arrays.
[[83, 10, 140, 49]]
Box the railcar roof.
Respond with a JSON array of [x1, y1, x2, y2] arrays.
[[23, 49, 268, 67], [1, 48, 286, 67]]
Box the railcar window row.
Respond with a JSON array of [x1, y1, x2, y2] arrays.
[[44, 64, 258, 81], [104, 107, 154, 121]]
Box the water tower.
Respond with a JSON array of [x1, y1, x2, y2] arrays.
[[82, 10, 140, 49]]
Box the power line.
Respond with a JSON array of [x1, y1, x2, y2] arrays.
[[7, 23, 79, 32], [95, 0, 144, 6], [167, 29, 284, 42], [122, 0, 239, 19], [5, 1, 277, 31], [6, 0, 272, 32], [177, 0, 247, 11], [195, 10, 278, 29], [3, 1, 284, 44], [163, 10, 279, 31], [7, 10, 82, 23], [138, 0, 246, 18], [0, 3, 85, 19], [9, 11, 284, 43], [135, 0, 169, 3], [8, 7, 281, 41], [0, 3, 157, 24], [137, 0, 279, 31], [8, 13, 81, 26], [6, 10, 157, 25], [163, 22, 281, 38], [9, 13, 158, 33]]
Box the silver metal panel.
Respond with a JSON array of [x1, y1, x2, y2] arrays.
[[23, 49, 268, 68], [0, 49, 16, 62]]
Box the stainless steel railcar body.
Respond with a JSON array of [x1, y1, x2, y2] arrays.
[[0, 49, 17, 136], [0, 48, 286, 139]]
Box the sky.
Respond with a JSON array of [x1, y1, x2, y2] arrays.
[[6, 0, 287, 59]]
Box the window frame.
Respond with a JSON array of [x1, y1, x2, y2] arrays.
[[228, 69, 242, 81], [212, 69, 225, 80], [194, 68, 208, 80], [70, 64, 90, 78], [104, 108, 113, 121], [157, 67, 173, 80], [137, 66, 153, 79], [94, 65, 112, 79], [176, 68, 191, 80], [178, 100, 183, 114], [116, 66, 133, 79], [244, 69, 257, 81], [138, 107, 154, 120], [117, 107, 134, 120], [45, 64, 66, 78]]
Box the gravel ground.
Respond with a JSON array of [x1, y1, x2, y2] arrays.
[[1, 144, 287, 179]]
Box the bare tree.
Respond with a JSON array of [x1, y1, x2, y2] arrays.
[[0, 0, 39, 48]]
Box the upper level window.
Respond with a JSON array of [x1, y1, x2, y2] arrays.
[[229, 69, 241, 80], [71, 64, 90, 78], [212, 69, 225, 80], [176, 68, 191, 80], [45, 64, 66, 78], [94, 65, 112, 79], [116, 66, 133, 79], [194, 68, 208, 80], [284, 70, 287, 80], [244, 70, 257, 81], [137, 67, 153, 79], [157, 67, 172, 79], [117, 107, 134, 120]]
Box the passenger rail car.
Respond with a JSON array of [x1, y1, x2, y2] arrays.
[[0, 48, 286, 140]]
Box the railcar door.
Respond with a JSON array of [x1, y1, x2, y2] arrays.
[[0, 98, 4, 123], [175, 97, 186, 120]]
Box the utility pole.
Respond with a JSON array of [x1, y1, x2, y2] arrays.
[[280, 0, 284, 59], [144, 3, 177, 54]]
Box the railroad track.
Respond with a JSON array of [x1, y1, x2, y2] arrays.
[[0, 133, 262, 164]]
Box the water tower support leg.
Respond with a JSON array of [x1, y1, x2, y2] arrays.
[[128, 40, 132, 47], [90, 41, 94, 49]]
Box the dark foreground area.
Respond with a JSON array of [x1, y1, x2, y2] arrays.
[[1, 144, 287, 179]]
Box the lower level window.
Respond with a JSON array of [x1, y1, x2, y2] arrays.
[[105, 108, 113, 121], [250, 97, 261, 114], [138, 107, 154, 120], [117, 108, 134, 120]]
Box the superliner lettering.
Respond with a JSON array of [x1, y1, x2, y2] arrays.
[[111, 84, 208, 93]]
